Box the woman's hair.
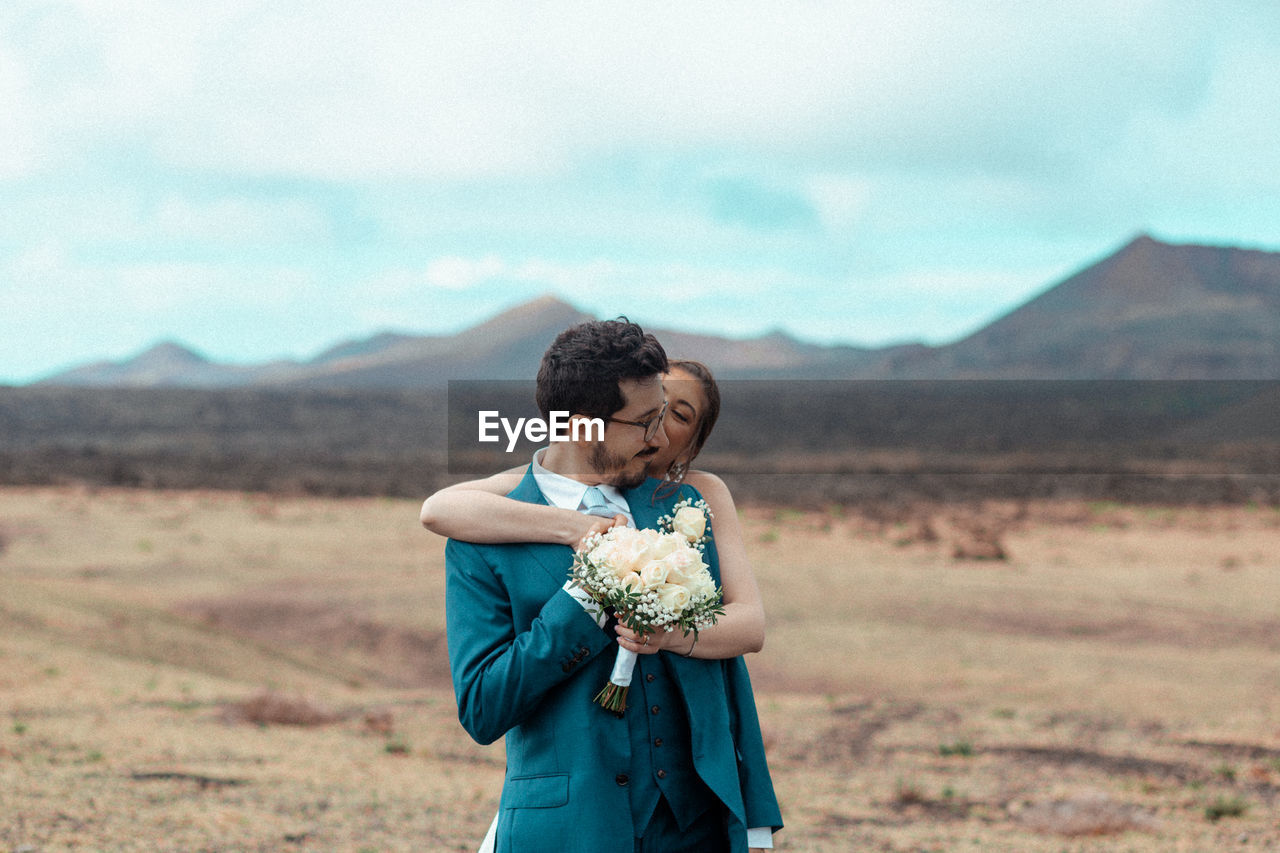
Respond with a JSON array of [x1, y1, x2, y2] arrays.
[[654, 358, 721, 500], [668, 359, 720, 466]]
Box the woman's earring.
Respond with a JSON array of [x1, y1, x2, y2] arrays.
[[666, 461, 687, 484]]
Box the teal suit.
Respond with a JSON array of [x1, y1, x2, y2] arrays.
[[445, 469, 782, 852]]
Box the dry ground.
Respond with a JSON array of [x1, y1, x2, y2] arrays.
[[2, 486, 1280, 851]]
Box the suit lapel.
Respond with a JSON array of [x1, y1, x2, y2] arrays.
[[507, 464, 576, 587]]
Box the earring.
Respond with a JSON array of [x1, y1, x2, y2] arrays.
[[666, 461, 687, 484]]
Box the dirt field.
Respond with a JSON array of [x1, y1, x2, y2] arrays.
[[2, 486, 1279, 851]]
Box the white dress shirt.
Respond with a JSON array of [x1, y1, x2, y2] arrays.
[[532, 447, 634, 523]]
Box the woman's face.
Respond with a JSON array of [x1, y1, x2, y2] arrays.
[[649, 366, 708, 475]]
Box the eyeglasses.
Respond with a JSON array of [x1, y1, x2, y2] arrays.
[[607, 400, 668, 442]]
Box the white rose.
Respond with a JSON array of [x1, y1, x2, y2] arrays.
[[635, 528, 678, 560], [654, 547, 702, 586], [591, 530, 649, 578], [648, 534, 679, 559], [618, 571, 643, 591], [639, 561, 671, 588], [672, 506, 707, 541], [655, 583, 691, 614]]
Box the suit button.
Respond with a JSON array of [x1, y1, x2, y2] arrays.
[[577, 646, 589, 656], [646, 673, 656, 683], [650, 705, 660, 715], [653, 737, 663, 747], [615, 774, 629, 786], [656, 769, 667, 779]]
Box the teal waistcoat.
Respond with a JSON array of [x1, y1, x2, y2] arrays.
[[627, 653, 717, 833]]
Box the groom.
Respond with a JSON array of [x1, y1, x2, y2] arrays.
[[445, 319, 779, 852]]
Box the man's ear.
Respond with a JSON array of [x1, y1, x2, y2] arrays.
[[567, 413, 606, 448]]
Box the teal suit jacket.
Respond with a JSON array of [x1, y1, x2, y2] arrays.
[[445, 469, 782, 852]]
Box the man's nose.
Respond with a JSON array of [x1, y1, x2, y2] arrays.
[[649, 419, 669, 449]]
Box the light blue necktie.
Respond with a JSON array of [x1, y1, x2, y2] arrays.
[[581, 486, 615, 518]]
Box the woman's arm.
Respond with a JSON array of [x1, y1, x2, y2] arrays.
[[419, 467, 616, 546], [616, 470, 766, 658], [425, 467, 767, 658]]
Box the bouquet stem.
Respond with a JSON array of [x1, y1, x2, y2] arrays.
[[594, 647, 638, 716], [593, 682, 629, 716]]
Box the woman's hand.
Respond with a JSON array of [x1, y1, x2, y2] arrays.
[[571, 513, 629, 550], [614, 623, 695, 656]]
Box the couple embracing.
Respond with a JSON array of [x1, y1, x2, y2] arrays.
[[421, 318, 783, 852]]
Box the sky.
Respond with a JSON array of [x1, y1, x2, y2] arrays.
[[2, 1, 1280, 384]]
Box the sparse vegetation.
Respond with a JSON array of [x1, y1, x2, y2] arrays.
[[938, 741, 974, 757], [3, 486, 1280, 849], [1017, 792, 1159, 837], [228, 691, 341, 727], [1205, 795, 1249, 822], [893, 778, 927, 805], [383, 736, 411, 755]]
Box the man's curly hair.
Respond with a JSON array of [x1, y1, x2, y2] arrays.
[[535, 318, 668, 420]]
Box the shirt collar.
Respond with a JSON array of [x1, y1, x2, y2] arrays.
[[531, 447, 631, 520]]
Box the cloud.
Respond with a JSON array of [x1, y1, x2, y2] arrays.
[[3, 0, 1261, 185], [1106, 35, 1280, 195], [0, 236, 322, 380], [423, 256, 508, 291], [0, 47, 40, 177], [413, 254, 787, 305], [706, 179, 819, 230], [4, 1, 1278, 383], [147, 196, 332, 244], [365, 251, 1055, 346]]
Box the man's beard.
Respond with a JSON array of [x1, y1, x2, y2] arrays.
[[588, 444, 653, 490]]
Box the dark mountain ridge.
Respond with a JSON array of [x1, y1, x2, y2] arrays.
[[884, 235, 1280, 378], [36, 235, 1280, 387]]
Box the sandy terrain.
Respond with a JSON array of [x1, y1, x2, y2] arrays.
[[2, 486, 1279, 851]]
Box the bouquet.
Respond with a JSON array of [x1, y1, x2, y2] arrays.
[[569, 499, 723, 714]]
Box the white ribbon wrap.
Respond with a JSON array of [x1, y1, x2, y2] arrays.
[[608, 646, 638, 687]]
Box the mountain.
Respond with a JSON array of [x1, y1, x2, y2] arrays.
[[42, 341, 263, 387], [39, 296, 596, 389], [36, 236, 1280, 387], [279, 294, 595, 387], [882, 235, 1280, 378]]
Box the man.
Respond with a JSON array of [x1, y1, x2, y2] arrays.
[[445, 319, 780, 852]]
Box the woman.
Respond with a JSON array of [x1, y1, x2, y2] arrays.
[[421, 360, 780, 851], [420, 359, 765, 660]]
